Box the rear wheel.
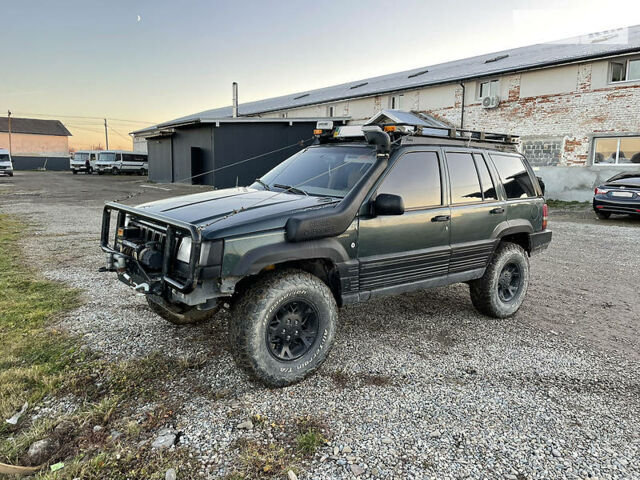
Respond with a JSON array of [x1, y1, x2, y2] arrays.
[[469, 242, 530, 318], [146, 295, 219, 325], [229, 269, 338, 387], [595, 211, 611, 219]]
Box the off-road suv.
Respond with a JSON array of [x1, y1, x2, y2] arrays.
[[100, 117, 551, 387]]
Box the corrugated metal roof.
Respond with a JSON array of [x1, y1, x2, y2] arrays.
[[0, 117, 72, 136], [134, 25, 640, 135]]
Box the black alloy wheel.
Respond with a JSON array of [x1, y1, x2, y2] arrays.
[[266, 299, 319, 361], [497, 262, 522, 303]]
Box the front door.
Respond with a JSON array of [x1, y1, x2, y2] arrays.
[[357, 150, 451, 292], [444, 151, 506, 273]]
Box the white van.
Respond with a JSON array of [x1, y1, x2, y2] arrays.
[[0, 148, 14, 177], [70, 150, 98, 174], [96, 150, 148, 175]]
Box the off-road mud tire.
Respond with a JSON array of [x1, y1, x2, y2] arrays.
[[229, 269, 338, 387], [469, 241, 530, 318], [146, 295, 219, 325]]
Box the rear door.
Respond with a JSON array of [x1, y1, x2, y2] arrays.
[[357, 150, 451, 291], [488, 153, 544, 231], [445, 150, 506, 274]]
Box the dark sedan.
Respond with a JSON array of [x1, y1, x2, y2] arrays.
[[593, 172, 640, 219]]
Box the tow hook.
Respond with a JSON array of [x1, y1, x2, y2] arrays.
[[134, 283, 150, 293]]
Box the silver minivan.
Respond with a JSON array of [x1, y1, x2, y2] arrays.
[[97, 150, 148, 175], [70, 150, 99, 174], [0, 148, 14, 177]]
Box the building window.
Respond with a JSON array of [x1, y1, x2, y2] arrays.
[[593, 136, 640, 164], [478, 79, 499, 99], [609, 58, 640, 83], [390, 94, 403, 109], [327, 105, 335, 117]]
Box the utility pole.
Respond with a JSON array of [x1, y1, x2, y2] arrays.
[[7, 110, 12, 155], [104, 118, 109, 150]]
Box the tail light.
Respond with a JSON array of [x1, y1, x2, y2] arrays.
[[595, 187, 609, 195], [542, 204, 548, 230]]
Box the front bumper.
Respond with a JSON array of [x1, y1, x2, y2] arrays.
[[529, 230, 552, 254], [593, 197, 640, 215], [101, 202, 203, 294]]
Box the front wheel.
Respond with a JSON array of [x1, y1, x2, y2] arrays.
[[469, 242, 530, 318], [229, 269, 338, 387], [72, 169, 78, 174]]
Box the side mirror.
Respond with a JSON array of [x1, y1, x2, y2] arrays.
[[373, 193, 404, 216]]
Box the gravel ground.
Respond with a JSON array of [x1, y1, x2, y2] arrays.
[[1, 171, 639, 479]]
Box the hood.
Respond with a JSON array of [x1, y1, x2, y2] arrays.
[[135, 187, 339, 239]]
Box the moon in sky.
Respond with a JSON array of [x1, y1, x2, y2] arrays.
[[136, 15, 141, 22]]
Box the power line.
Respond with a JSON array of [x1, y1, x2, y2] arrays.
[[3, 110, 156, 125]]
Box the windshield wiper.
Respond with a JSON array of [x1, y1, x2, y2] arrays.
[[273, 184, 308, 196], [254, 178, 271, 191]]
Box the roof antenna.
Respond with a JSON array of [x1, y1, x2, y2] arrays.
[[232, 82, 239, 118]]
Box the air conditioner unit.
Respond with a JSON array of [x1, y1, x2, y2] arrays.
[[481, 95, 500, 109]]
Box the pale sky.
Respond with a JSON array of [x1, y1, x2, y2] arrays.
[[2, 0, 640, 149]]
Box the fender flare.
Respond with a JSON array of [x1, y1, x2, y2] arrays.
[[229, 237, 351, 276]]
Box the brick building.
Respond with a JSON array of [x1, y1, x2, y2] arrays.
[[0, 117, 71, 170], [135, 26, 640, 200]]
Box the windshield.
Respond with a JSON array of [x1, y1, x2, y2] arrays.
[[99, 153, 116, 162], [74, 153, 89, 162], [0, 154, 9, 162], [253, 145, 376, 197]]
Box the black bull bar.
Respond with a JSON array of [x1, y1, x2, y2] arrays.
[[100, 202, 201, 293]]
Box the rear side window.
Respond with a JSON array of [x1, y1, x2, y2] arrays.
[[490, 154, 537, 199], [378, 151, 441, 209], [473, 154, 497, 201], [123, 154, 134, 162], [446, 152, 483, 204]]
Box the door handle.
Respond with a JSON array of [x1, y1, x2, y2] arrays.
[[431, 215, 450, 222], [490, 207, 505, 214]]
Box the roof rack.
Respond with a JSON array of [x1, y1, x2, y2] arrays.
[[380, 122, 519, 145]]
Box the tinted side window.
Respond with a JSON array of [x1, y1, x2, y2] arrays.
[[473, 153, 497, 200], [490, 154, 536, 199], [447, 152, 482, 204], [123, 154, 134, 162], [378, 151, 441, 209]]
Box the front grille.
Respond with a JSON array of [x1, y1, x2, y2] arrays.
[[129, 220, 167, 249]]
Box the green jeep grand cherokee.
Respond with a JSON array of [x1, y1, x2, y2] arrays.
[[101, 120, 551, 386]]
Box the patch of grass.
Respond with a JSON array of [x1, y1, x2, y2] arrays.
[[296, 430, 325, 455], [293, 416, 328, 456], [0, 214, 82, 425], [35, 446, 198, 480], [0, 214, 199, 478], [231, 438, 298, 479], [546, 199, 590, 209]]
